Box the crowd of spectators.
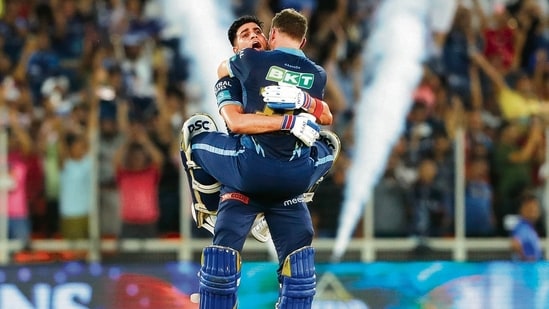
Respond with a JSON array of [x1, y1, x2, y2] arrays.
[[1, 0, 189, 247], [238, 0, 549, 240], [1, 0, 548, 258]]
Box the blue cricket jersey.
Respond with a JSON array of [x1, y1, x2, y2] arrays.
[[512, 218, 542, 261], [225, 47, 327, 159]]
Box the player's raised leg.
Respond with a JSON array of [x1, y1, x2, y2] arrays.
[[276, 246, 316, 309], [303, 130, 341, 203], [180, 113, 221, 234]]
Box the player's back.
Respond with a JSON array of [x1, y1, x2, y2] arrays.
[[229, 48, 327, 159]]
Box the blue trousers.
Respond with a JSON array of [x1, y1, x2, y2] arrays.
[[191, 133, 333, 199], [190, 132, 334, 273], [215, 193, 313, 277]]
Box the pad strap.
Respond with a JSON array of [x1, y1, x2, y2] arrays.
[[276, 246, 316, 309], [189, 168, 219, 231], [192, 177, 222, 194], [199, 246, 241, 309], [184, 156, 221, 195]]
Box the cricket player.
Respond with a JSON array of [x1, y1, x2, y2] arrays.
[[181, 10, 340, 308]]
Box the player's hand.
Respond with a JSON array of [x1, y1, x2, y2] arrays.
[[262, 84, 312, 111], [282, 114, 319, 147]]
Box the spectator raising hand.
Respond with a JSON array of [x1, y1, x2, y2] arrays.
[[6, 105, 32, 249], [57, 99, 97, 242], [114, 122, 163, 240], [492, 117, 544, 234]]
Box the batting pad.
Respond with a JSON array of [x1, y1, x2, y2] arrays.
[[180, 113, 221, 234], [276, 246, 316, 309], [199, 245, 241, 309]]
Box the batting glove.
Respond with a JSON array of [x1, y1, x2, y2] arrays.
[[281, 113, 319, 147], [262, 84, 313, 111]]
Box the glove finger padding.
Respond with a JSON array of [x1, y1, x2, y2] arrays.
[[262, 85, 303, 110], [262, 85, 302, 99], [299, 126, 320, 147], [262, 91, 299, 103], [290, 114, 320, 147]]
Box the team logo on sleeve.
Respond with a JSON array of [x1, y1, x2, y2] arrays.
[[214, 80, 232, 92], [266, 66, 314, 89]]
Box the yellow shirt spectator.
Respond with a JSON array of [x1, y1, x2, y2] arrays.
[[498, 87, 542, 120]]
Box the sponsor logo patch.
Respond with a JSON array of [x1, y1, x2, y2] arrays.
[[266, 66, 314, 89], [187, 119, 212, 133], [214, 80, 232, 92], [283, 195, 306, 206], [221, 192, 250, 204]]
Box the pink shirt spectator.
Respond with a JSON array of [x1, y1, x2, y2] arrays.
[[8, 152, 29, 219], [117, 166, 160, 224]]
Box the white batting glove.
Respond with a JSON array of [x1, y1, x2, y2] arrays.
[[281, 113, 319, 147], [262, 84, 313, 111]]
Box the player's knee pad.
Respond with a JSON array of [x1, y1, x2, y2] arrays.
[[303, 130, 341, 203], [319, 130, 341, 162], [181, 113, 219, 148], [199, 245, 241, 309], [180, 113, 221, 234], [276, 246, 316, 309]]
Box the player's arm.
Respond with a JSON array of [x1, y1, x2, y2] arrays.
[[215, 75, 290, 134], [302, 97, 332, 125], [215, 76, 319, 146], [261, 84, 333, 125], [216, 51, 267, 132], [221, 104, 318, 146], [217, 60, 230, 79], [220, 104, 287, 134]]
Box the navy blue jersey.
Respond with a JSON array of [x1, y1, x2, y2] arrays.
[[228, 47, 327, 159]]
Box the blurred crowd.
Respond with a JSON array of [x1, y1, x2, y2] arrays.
[[1, 0, 189, 247], [1, 0, 548, 255], [263, 0, 549, 240]]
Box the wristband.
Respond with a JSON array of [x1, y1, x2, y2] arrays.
[[281, 115, 295, 130], [311, 99, 324, 121], [302, 93, 313, 110]]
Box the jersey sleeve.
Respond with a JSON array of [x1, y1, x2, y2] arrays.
[[316, 65, 328, 99], [214, 76, 242, 110], [227, 48, 259, 80]]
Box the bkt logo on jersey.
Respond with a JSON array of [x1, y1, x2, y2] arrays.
[[266, 66, 314, 89]]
